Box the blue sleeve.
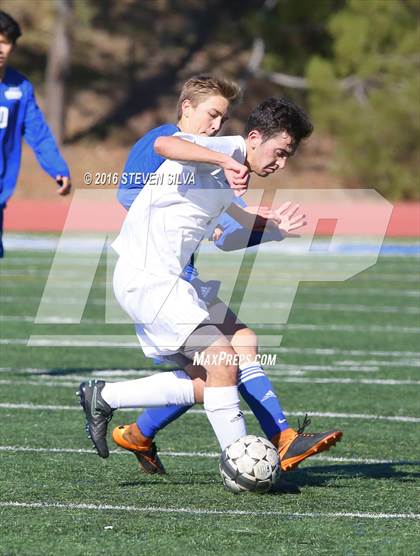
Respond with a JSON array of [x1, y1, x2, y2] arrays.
[[214, 196, 284, 251], [214, 226, 285, 251], [23, 82, 70, 179], [118, 123, 178, 210]]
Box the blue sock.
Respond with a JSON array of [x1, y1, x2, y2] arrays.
[[238, 361, 289, 439], [136, 405, 192, 438]]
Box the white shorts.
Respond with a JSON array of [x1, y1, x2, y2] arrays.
[[113, 257, 209, 358]]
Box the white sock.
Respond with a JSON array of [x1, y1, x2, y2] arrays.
[[203, 386, 247, 451], [101, 370, 195, 409]]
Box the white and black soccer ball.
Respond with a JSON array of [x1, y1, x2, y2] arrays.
[[219, 435, 280, 494]]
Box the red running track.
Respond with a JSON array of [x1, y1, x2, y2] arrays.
[[3, 198, 420, 237]]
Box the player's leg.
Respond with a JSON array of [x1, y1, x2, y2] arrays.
[[78, 368, 197, 458], [216, 302, 343, 471], [210, 300, 291, 439], [112, 362, 206, 474], [79, 324, 246, 457], [182, 323, 247, 450], [230, 325, 342, 470]]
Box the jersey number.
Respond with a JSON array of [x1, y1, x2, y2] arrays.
[[0, 107, 9, 129]]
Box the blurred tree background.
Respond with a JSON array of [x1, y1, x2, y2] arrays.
[[1, 0, 419, 199]]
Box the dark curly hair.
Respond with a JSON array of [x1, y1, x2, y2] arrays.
[[245, 97, 313, 148], [0, 11, 21, 44]]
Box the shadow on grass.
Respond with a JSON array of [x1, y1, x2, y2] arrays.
[[28, 367, 159, 377], [290, 461, 420, 487]]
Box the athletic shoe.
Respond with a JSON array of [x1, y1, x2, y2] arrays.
[[112, 424, 166, 475], [78, 380, 113, 458], [273, 415, 343, 472]]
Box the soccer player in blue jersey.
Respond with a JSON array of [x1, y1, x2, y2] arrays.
[[106, 77, 342, 473], [0, 11, 71, 257]]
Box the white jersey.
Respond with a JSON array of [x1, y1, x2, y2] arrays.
[[112, 134, 247, 357]]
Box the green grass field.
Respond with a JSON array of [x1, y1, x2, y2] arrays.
[[0, 235, 419, 555]]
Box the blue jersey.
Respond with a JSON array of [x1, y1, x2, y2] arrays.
[[117, 123, 179, 210], [0, 67, 70, 206]]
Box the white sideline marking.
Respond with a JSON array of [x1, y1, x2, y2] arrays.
[[256, 324, 420, 334], [273, 377, 420, 386], [0, 501, 418, 520], [2, 296, 419, 314], [2, 323, 419, 348], [2, 375, 419, 388], [0, 403, 419, 423], [243, 301, 420, 315], [1, 445, 420, 468], [3, 280, 420, 297], [272, 364, 381, 372], [275, 347, 420, 357], [333, 360, 420, 368]]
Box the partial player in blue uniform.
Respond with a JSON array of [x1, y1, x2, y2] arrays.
[[112, 78, 342, 475], [0, 11, 71, 257]]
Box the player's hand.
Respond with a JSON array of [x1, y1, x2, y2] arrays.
[[212, 227, 224, 242], [222, 157, 250, 194], [269, 201, 306, 237], [56, 175, 71, 196]]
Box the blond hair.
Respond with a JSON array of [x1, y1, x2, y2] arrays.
[[176, 74, 241, 120]]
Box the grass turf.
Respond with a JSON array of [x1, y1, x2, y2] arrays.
[[0, 237, 419, 555]]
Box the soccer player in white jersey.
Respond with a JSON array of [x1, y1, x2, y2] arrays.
[[79, 97, 342, 469], [111, 79, 342, 475]]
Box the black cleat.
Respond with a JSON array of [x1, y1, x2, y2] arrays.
[[78, 380, 113, 458]]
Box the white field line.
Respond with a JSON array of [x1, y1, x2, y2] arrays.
[[0, 297, 105, 306], [273, 364, 379, 372], [0, 403, 419, 423], [335, 360, 420, 368], [0, 500, 418, 520], [0, 368, 154, 376], [2, 321, 420, 337], [1, 376, 417, 388], [89, 366, 381, 375], [238, 287, 420, 298], [242, 302, 420, 315], [253, 324, 420, 334], [4, 252, 420, 265], [3, 281, 420, 298], [2, 319, 420, 341], [0, 316, 103, 324], [1, 445, 420, 468], [2, 296, 419, 315], [274, 347, 420, 358], [0, 365, 388, 376], [0, 264, 420, 282], [2, 323, 420, 349], [270, 377, 420, 386]]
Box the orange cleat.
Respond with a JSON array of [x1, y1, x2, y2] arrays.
[[112, 423, 166, 475], [272, 415, 343, 472]]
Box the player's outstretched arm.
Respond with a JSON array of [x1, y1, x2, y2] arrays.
[[225, 202, 272, 232], [154, 136, 249, 192], [23, 82, 71, 193], [215, 201, 306, 251]]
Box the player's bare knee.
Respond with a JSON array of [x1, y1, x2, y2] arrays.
[[231, 327, 258, 357], [202, 341, 238, 385]]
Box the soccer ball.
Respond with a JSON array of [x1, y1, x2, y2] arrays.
[[219, 435, 280, 493]]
